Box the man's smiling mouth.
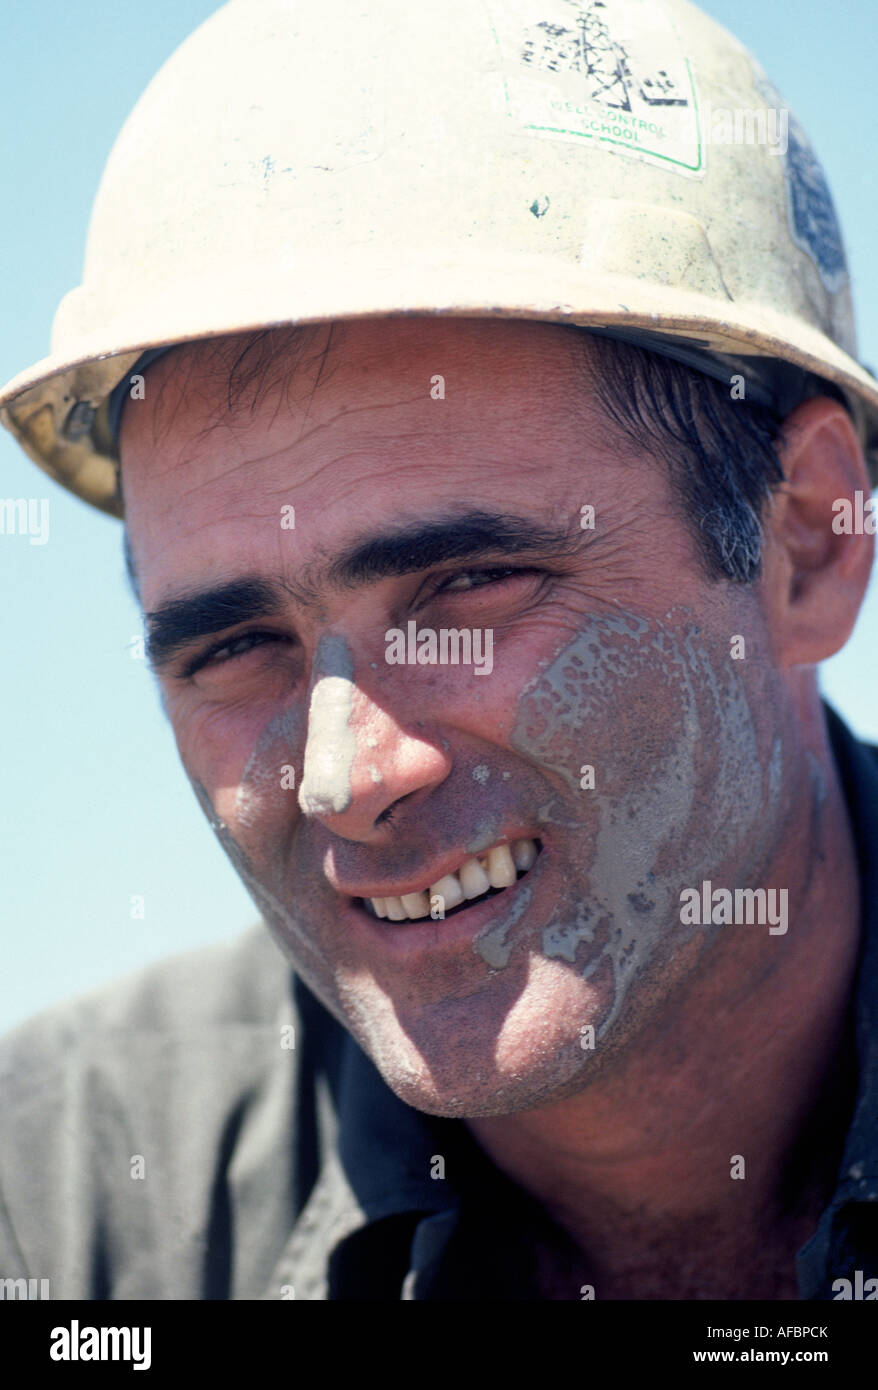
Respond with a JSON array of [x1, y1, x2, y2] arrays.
[[360, 838, 541, 923]]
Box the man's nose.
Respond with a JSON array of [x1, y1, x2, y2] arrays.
[[296, 634, 450, 840]]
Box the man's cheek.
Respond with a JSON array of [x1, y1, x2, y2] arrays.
[[171, 698, 303, 849], [511, 610, 692, 796], [401, 614, 592, 750], [211, 702, 306, 848]]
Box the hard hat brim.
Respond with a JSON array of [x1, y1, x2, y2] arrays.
[[2, 261, 877, 515]]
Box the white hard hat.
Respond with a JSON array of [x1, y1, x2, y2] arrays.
[[2, 0, 876, 513]]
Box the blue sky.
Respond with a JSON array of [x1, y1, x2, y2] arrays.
[[1, 0, 875, 1030]]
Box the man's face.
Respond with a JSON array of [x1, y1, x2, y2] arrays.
[[122, 317, 788, 1117]]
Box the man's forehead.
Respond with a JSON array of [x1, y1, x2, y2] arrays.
[[117, 317, 607, 542], [121, 316, 594, 445]]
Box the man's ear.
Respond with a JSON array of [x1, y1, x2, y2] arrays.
[[758, 396, 874, 668]]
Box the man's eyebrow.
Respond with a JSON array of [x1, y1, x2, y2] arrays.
[[145, 510, 580, 671], [326, 510, 580, 588], [145, 578, 286, 670]]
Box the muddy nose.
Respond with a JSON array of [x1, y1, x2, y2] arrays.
[[297, 635, 357, 816]]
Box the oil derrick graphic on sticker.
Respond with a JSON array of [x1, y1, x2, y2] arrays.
[[520, 0, 688, 111]]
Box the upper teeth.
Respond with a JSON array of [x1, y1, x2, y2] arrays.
[[368, 837, 538, 922]]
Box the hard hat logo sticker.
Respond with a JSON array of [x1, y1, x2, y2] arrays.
[[488, 0, 703, 174], [754, 73, 848, 296]]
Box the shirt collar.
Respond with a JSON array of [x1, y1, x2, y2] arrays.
[[263, 975, 464, 1299]]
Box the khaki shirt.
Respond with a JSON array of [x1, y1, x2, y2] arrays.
[[2, 704, 877, 1300]]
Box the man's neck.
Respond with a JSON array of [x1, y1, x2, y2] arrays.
[[465, 724, 863, 1299]]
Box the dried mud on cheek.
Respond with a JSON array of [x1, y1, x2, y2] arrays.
[[509, 611, 775, 1035]]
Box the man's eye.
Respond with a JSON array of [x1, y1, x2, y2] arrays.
[[435, 567, 533, 594], [185, 630, 284, 676]]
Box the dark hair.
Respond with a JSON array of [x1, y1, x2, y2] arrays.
[[121, 322, 821, 600], [584, 334, 788, 584]]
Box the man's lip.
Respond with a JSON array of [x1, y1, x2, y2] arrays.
[[328, 831, 544, 901]]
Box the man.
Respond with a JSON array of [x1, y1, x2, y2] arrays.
[[1, 0, 876, 1301]]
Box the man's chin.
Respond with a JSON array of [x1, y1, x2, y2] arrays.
[[380, 1056, 604, 1120], [342, 997, 613, 1120], [322, 948, 632, 1116]]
